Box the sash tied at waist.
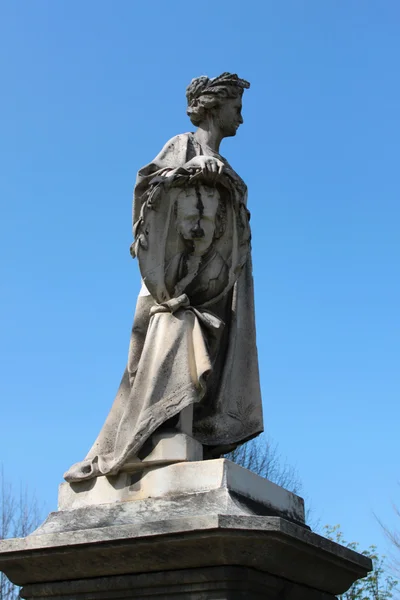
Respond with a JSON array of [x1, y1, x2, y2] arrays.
[[149, 293, 224, 332]]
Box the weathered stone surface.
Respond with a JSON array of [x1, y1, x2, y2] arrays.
[[0, 514, 371, 596], [20, 566, 337, 599], [0, 462, 372, 597], [122, 430, 203, 471], [58, 459, 304, 523]]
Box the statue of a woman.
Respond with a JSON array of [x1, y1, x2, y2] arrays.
[[65, 73, 263, 482]]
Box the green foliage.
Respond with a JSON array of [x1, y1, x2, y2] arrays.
[[324, 525, 398, 600]]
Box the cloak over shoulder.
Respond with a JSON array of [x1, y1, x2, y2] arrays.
[[64, 133, 263, 482]]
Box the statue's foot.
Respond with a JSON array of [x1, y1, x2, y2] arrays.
[[63, 458, 100, 483]]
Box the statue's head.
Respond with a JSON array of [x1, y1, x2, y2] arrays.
[[186, 72, 250, 138]]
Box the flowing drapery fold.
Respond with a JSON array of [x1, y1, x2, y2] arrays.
[[64, 132, 263, 482]]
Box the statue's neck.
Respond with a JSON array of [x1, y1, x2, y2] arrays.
[[194, 124, 223, 154]]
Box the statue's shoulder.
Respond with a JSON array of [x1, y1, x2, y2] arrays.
[[158, 132, 193, 153], [152, 133, 195, 167]]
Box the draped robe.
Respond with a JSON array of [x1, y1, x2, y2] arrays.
[[64, 132, 263, 482]]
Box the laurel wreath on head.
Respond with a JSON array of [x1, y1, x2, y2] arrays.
[[186, 72, 250, 108]]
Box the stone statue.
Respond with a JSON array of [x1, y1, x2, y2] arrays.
[[64, 72, 263, 482]]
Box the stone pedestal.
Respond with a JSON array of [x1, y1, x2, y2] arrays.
[[19, 566, 346, 599], [0, 460, 371, 599]]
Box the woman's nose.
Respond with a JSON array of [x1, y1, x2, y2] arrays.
[[190, 222, 205, 238]]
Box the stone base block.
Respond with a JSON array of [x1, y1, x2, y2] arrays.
[[122, 430, 203, 471], [58, 459, 305, 523], [0, 515, 371, 598], [20, 566, 337, 599]]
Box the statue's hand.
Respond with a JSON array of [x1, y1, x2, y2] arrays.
[[185, 155, 224, 181]]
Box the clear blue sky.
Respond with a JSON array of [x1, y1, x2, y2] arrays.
[[1, 0, 399, 561]]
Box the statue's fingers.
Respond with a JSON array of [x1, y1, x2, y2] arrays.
[[190, 169, 202, 182]]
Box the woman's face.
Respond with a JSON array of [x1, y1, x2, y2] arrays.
[[176, 185, 220, 256], [215, 96, 243, 137]]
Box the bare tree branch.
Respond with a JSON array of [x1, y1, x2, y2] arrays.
[[0, 466, 42, 600], [226, 433, 302, 494]]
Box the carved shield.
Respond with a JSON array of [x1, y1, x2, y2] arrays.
[[134, 178, 250, 307]]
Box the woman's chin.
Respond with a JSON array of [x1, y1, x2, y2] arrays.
[[226, 126, 239, 138], [192, 241, 212, 256]]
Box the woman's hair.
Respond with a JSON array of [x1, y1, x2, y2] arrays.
[[186, 72, 250, 126]]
